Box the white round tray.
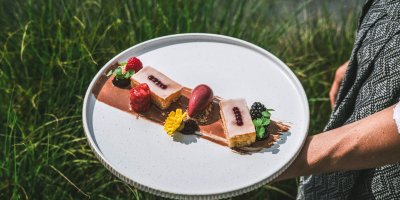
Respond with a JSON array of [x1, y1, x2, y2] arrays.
[[82, 33, 309, 199]]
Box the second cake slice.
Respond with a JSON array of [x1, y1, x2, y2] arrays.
[[220, 98, 256, 147], [131, 66, 182, 109]]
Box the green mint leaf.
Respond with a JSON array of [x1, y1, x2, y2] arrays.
[[106, 70, 113, 76], [262, 111, 271, 117], [257, 126, 265, 138], [262, 118, 270, 126], [253, 119, 261, 127], [128, 70, 135, 76], [259, 126, 265, 134], [114, 67, 122, 75], [262, 118, 267, 123], [124, 71, 132, 79], [255, 118, 263, 126], [114, 67, 126, 79], [119, 62, 127, 66]]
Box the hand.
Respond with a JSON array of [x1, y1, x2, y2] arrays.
[[274, 104, 400, 182], [329, 61, 349, 108]]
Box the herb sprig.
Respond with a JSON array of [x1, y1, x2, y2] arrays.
[[252, 109, 274, 139], [106, 63, 134, 79]]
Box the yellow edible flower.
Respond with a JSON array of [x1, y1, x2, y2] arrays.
[[164, 109, 187, 135]]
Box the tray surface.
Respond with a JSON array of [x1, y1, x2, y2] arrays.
[[82, 33, 309, 199]]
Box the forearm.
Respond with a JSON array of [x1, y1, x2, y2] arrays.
[[276, 105, 400, 181]]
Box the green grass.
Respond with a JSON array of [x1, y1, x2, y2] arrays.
[[1, 0, 361, 199]]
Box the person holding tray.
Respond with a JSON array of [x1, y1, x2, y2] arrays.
[[277, 0, 400, 199]]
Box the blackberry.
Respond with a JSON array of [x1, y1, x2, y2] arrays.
[[112, 77, 130, 88], [180, 119, 199, 135], [250, 102, 267, 120]]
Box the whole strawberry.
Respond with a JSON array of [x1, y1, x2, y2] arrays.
[[130, 83, 151, 113], [125, 57, 143, 73]]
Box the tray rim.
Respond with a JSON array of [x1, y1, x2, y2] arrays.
[[82, 33, 309, 199]]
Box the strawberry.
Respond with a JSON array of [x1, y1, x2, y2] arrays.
[[125, 57, 143, 73], [130, 83, 151, 113]]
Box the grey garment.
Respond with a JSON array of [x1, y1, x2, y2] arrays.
[[297, 0, 400, 199]]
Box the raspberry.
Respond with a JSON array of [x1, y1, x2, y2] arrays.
[[130, 83, 151, 113], [125, 57, 143, 73]]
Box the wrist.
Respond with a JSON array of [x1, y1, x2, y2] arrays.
[[305, 130, 347, 174], [326, 125, 361, 172], [306, 135, 332, 174]]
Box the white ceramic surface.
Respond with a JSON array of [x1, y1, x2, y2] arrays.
[[82, 33, 309, 199]]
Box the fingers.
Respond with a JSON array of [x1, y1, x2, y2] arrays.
[[329, 61, 349, 108], [336, 62, 349, 81], [329, 80, 340, 108]]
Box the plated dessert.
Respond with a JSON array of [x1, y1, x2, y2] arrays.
[[94, 57, 290, 153]]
